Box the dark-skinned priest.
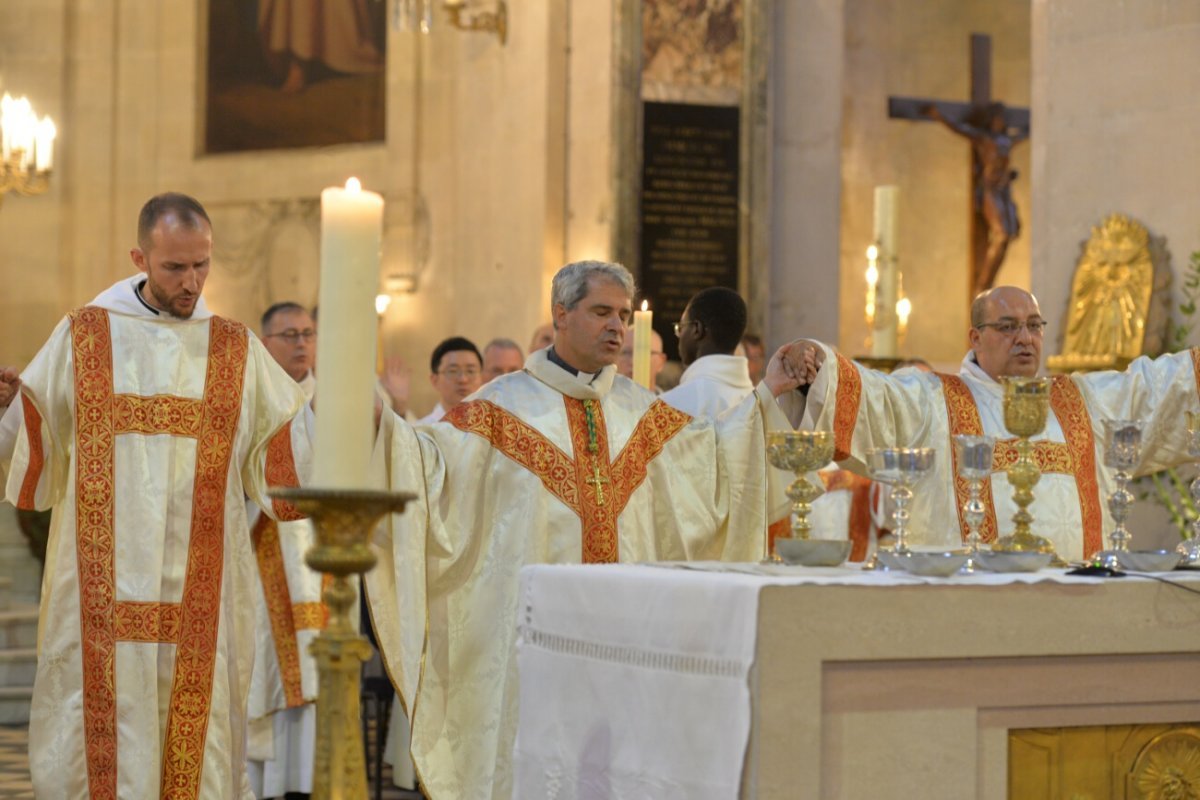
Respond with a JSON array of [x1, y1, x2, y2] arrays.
[[366, 260, 814, 800]]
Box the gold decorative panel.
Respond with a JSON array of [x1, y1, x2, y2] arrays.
[[1048, 213, 1168, 374], [1009, 723, 1200, 799]]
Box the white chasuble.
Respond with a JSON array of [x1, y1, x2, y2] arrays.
[[2, 280, 313, 799], [797, 346, 1200, 560], [366, 348, 792, 800]]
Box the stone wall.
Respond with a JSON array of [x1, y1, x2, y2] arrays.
[[0, 1, 610, 418]]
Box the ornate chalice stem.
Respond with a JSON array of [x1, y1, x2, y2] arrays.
[[270, 487, 413, 800], [1184, 474, 1200, 562], [787, 475, 825, 540], [1108, 469, 1134, 552], [1008, 435, 1042, 545], [890, 484, 914, 554], [963, 480, 985, 556]]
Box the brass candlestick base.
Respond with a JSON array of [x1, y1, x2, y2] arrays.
[[765, 431, 835, 562], [994, 377, 1059, 557], [269, 487, 415, 800]]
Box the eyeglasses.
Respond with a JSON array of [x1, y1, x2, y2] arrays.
[[438, 367, 481, 380], [265, 328, 316, 343], [673, 320, 698, 337], [975, 319, 1047, 337]]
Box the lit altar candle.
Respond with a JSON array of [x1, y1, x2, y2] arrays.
[[34, 117, 55, 172], [312, 177, 384, 488], [872, 185, 899, 358], [632, 300, 652, 389]]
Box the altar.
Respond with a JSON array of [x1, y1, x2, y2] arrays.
[[512, 562, 1200, 799]]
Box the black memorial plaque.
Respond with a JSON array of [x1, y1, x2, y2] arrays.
[[638, 101, 740, 361]]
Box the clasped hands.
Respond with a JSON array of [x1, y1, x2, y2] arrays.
[[0, 367, 20, 409], [764, 340, 823, 398]]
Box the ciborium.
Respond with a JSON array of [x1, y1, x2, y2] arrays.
[[269, 487, 414, 800], [867, 447, 935, 556], [994, 377, 1058, 557], [766, 431, 835, 555], [953, 434, 996, 571], [1180, 411, 1200, 566]]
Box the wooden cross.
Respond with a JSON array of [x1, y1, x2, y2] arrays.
[[585, 459, 610, 506], [888, 33, 1031, 299]]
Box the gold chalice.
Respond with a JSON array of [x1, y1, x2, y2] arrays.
[[994, 376, 1058, 557], [766, 431, 835, 554]]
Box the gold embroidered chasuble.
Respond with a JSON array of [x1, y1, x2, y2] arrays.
[[795, 346, 1200, 560], [365, 347, 792, 800], [1, 282, 313, 800]]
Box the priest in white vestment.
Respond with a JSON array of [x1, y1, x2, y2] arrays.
[[0, 194, 314, 799], [366, 261, 809, 800], [661, 286, 755, 418], [790, 286, 1200, 560], [246, 302, 323, 799]]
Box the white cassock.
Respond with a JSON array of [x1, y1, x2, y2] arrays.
[[366, 347, 793, 800], [792, 345, 1200, 560], [0, 276, 314, 799], [660, 353, 754, 419]]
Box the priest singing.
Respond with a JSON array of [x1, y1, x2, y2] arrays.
[[0, 193, 314, 799], [366, 260, 812, 800], [789, 285, 1200, 561]]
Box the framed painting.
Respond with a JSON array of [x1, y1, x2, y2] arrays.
[[204, 0, 387, 153]]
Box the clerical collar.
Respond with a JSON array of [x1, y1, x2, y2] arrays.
[[547, 347, 597, 384], [133, 279, 161, 316]]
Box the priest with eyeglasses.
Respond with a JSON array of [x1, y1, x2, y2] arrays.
[[785, 285, 1200, 561]]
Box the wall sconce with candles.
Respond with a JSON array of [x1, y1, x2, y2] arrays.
[[1, 93, 56, 208], [393, 0, 507, 45]]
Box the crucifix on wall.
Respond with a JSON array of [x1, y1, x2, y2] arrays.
[[888, 33, 1030, 298]]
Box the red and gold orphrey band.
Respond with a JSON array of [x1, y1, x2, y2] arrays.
[[941, 375, 1002, 543], [445, 397, 692, 563], [1049, 376, 1103, 557], [16, 394, 44, 508], [69, 307, 251, 800], [832, 353, 862, 461], [940, 374, 1103, 552]]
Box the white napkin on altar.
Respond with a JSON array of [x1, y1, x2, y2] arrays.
[[513, 564, 765, 800]]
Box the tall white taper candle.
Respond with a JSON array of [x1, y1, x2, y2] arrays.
[[312, 177, 384, 488], [632, 301, 652, 389], [872, 185, 899, 358]]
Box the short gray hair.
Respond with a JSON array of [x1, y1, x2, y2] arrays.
[[484, 337, 523, 356], [551, 261, 636, 315]]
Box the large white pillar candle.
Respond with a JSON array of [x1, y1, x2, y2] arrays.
[[632, 301, 652, 389], [872, 185, 899, 358], [312, 177, 384, 488]]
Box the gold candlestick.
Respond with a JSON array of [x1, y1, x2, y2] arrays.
[[994, 377, 1058, 557], [269, 487, 414, 800], [766, 431, 835, 551]]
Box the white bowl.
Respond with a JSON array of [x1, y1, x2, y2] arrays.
[[775, 538, 852, 567], [901, 551, 969, 577], [975, 550, 1053, 573], [1117, 549, 1181, 572]]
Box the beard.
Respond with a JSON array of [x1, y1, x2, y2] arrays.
[[146, 275, 197, 319]]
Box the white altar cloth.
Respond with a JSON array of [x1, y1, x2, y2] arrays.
[[513, 562, 1200, 800]]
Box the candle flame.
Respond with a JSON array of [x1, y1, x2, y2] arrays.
[[866, 244, 878, 261], [345, 177, 362, 193], [896, 297, 912, 323], [375, 293, 392, 315], [865, 264, 879, 286], [641, 300, 649, 312]]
